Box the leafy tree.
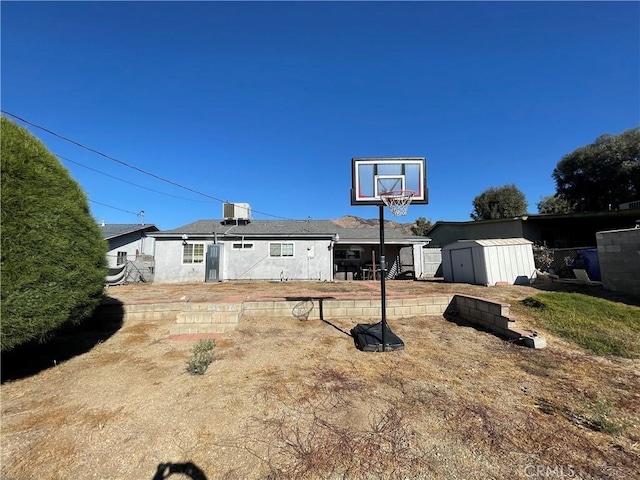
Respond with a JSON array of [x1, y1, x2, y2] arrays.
[[471, 184, 528, 221], [552, 128, 640, 212], [536, 195, 576, 214], [1, 117, 108, 352], [410, 216, 433, 236]]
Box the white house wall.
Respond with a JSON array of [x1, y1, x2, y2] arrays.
[[224, 239, 333, 281], [106, 233, 155, 268], [153, 238, 334, 283], [153, 239, 207, 283]]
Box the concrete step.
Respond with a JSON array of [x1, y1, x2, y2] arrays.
[[175, 310, 241, 325]]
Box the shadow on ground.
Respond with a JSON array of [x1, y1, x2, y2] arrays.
[[1, 298, 125, 383]]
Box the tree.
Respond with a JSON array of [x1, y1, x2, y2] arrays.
[[1, 117, 108, 352], [470, 184, 528, 221], [410, 216, 433, 236], [552, 128, 640, 212], [536, 195, 576, 214]]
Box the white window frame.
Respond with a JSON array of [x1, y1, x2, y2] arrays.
[[269, 242, 294, 258], [232, 242, 254, 250], [182, 243, 205, 264]]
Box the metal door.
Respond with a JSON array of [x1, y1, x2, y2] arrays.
[[205, 244, 223, 282], [451, 248, 475, 284]]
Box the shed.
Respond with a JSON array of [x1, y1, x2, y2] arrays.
[[442, 238, 536, 286]]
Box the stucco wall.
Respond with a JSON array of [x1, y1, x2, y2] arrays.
[[596, 228, 640, 296], [224, 239, 333, 281], [106, 233, 155, 268], [153, 238, 334, 283]]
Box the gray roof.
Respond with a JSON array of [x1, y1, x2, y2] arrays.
[[154, 219, 428, 242], [100, 223, 159, 240]]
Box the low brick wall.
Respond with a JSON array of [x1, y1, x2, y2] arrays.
[[447, 295, 546, 349]]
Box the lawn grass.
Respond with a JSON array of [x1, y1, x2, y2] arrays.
[[522, 292, 640, 358]]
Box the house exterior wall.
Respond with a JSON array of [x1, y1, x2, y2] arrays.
[[153, 239, 205, 283], [106, 232, 155, 268], [596, 228, 640, 296], [224, 239, 333, 281], [153, 238, 334, 283]]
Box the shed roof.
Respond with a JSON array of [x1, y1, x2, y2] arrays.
[[442, 238, 532, 250]]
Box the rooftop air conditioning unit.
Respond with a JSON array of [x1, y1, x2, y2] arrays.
[[223, 202, 252, 221]]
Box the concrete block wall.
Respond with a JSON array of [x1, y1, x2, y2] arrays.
[[448, 295, 546, 349], [597, 228, 640, 296], [241, 296, 454, 321], [104, 294, 545, 348]]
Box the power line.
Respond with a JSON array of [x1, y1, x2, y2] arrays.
[[89, 199, 140, 216], [1, 110, 292, 220], [57, 154, 216, 204]]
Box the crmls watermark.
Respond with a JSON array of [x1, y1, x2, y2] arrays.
[[524, 464, 576, 478]]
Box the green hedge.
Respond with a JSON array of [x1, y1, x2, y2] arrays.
[[1, 117, 108, 351]]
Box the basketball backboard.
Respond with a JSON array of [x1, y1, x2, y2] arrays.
[[351, 157, 428, 206]]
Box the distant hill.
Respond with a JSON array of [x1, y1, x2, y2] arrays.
[[331, 215, 416, 235]]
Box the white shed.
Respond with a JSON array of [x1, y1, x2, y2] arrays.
[[442, 238, 536, 286]]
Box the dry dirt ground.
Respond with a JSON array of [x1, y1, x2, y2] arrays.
[[1, 280, 639, 480]]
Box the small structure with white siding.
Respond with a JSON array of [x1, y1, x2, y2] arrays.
[[442, 238, 536, 286]]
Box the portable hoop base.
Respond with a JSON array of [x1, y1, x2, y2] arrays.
[[351, 322, 405, 352]]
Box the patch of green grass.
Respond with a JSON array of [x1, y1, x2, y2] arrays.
[[522, 293, 640, 358]]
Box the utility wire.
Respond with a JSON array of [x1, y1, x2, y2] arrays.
[[57, 154, 216, 203], [89, 199, 140, 216], [2, 110, 292, 220]]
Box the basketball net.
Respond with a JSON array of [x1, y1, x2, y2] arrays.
[[379, 190, 415, 217]]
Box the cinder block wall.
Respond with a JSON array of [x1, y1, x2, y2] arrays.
[[597, 228, 640, 296], [447, 295, 545, 349], [242, 296, 454, 321]]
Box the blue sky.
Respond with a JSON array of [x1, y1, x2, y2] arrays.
[[2, 1, 638, 230]]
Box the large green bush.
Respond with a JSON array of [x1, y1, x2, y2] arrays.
[[1, 117, 108, 351]]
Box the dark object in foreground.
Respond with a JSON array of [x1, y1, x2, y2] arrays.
[[351, 322, 405, 352]]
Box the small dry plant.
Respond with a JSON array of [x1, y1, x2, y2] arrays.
[[186, 339, 215, 375]]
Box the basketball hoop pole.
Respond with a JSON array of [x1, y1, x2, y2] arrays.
[[378, 205, 388, 352]]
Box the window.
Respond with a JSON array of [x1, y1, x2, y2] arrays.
[[232, 243, 254, 250], [183, 243, 204, 264], [269, 242, 294, 257], [117, 251, 127, 265]]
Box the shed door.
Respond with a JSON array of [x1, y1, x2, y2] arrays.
[[205, 244, 223, 283], [451, 248, 475, 284]]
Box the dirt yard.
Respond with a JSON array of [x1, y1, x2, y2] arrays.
[[1, 280, 639, 480]]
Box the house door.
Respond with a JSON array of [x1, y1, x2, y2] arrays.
[[450, 248, 475, 284], [205, 244, 223, 283]]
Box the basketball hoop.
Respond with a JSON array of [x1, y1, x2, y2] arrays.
[[379, 190, 415, 217]]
